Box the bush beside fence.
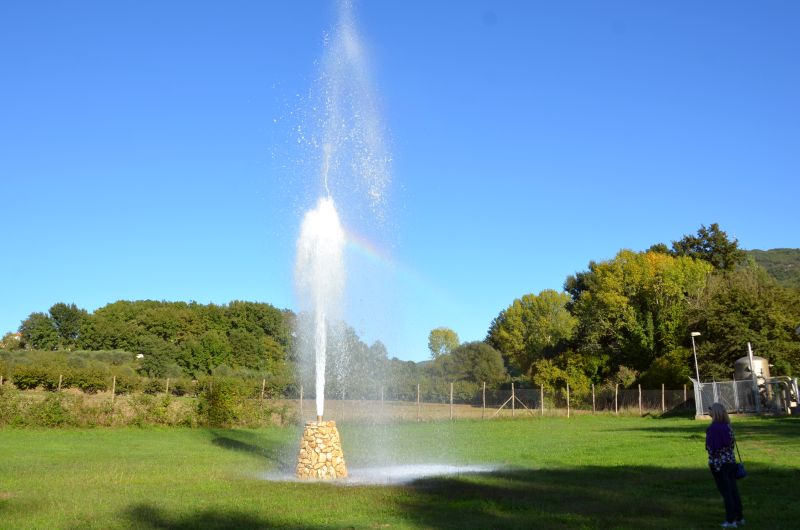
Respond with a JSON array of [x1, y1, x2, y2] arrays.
[[0, 373, 692, 428]]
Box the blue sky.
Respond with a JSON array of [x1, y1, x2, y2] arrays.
[[1, 1, 798, 362]]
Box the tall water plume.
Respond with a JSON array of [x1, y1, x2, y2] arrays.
[[294, 0, 391, 420]]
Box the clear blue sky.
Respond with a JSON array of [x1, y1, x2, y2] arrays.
[[1, 1, 798, 362]]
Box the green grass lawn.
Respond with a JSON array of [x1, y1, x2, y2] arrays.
[[1, 415, 798, 529]]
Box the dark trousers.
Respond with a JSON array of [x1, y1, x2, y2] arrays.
[[711, 463, 743, 523]]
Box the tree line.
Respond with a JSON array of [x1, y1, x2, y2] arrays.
[[3, 224, 799, 403]]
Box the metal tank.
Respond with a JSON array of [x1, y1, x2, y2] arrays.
[[734, 355, 770, 381]]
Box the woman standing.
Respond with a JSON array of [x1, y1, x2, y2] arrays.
[[706, 402, 745, 527]]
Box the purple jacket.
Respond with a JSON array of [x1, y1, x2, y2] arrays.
[[706, 422, 736, 471]]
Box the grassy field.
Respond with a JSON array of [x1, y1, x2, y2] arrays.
[[1, 415, 798, 529]]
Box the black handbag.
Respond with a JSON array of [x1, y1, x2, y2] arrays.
[[734, 439, 747, 480]]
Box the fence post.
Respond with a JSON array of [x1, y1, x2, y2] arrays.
[[165, 378, 170, 396], [299, 385, 304, 423], [684, 384, 687, 404], [615, 384, 619, 415], [417, 383, 421, 422], [449, 382, 454, 420], [111, 375, 116, 404], [592, 383, 596, 414], [0, 375, 3, 386], [540, 384, 544, 416], [340, 387, 346, 422], [482, 381, 486, 420], [638, 384, 642, 415], [58, 374, 63, 392], [661, 383, 665, 412], [566, 382, 570, 418], [511, 382, 515, 417]]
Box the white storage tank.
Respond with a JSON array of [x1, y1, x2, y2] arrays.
[[734, 355, 770, 381]]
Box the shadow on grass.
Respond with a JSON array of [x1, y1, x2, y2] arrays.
[[206, 429, 295, 469], [400, 464, 800, 529], [119, 464, 800, 530], [124, 504, 322, 530]]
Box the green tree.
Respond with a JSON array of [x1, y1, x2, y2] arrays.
[[568, 250, 712, 374], [19, 313, 59, 351], [486, 289, 577, 376], [433, 341, 506, 385], [428, 327, 459, 359], [671, 223, 745, 271], [48, 303, 87, 349], [688, 263, 800, 378]]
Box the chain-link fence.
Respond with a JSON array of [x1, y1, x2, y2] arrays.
[[289, 382, 694, 423], [691, 377, 799, 417]]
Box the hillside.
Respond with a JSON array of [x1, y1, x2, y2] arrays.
[[747, 248, 800, 289]]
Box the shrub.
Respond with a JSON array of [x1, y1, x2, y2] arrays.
[[12, 365, 49, 390], [129, 394, 171, 426], [197, 378, 246, 427], [169, 378, 191, 397], [112, 371, 141, 395], [66, 367, 109, 394], [0, 384, 22, 426], [26, 394, 72, 427], [143, 379, 165, 395]]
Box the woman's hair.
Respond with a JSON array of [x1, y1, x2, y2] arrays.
[[708, 402, 730, 423]]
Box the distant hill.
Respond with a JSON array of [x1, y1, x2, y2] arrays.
[[747, 248, 800, 289]]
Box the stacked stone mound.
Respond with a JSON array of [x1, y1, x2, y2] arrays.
[[296, 420, 347, 480]]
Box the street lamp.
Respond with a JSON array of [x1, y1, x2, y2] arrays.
[[690, 331, 701, 383]]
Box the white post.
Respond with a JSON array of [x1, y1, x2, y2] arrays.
[[511, 382, 515, 417], [417, 383, 421, 422], [661, 383, 665, 412], [449, 382, 454, 420], [615, 384, 619, 415], [591, 383, 596, 414], [566, 382, 570, 418], [638, 384, 642, 415], [482, 381, 486, 420], [540, 384, 544, 416]]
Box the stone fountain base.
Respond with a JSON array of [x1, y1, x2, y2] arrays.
[[296, 420, 347, 480]]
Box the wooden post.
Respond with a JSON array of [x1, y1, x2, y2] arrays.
[[684, 384, 687, 404], [540, 384, 544, 416], [0, 375, 3, 386], [566, 382, 570, 418], [58, 374, 63, 392], [260, 378, 266, 413], [449, 382, 454, 420], [165, 378, 170, 396], [591, 383, 596, 414], [416, 384, 420, 422], [299, 385, 304, 423], [638, 384, 642, 415], [111, 375, 116, 404], [662, 383, 665, 412], [511, 382, 515, 417], [615, 384, 619, 415], [482, 381, 486, 420]]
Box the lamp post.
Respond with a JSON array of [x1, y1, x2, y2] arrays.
[[690, 332, 701, 383]]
